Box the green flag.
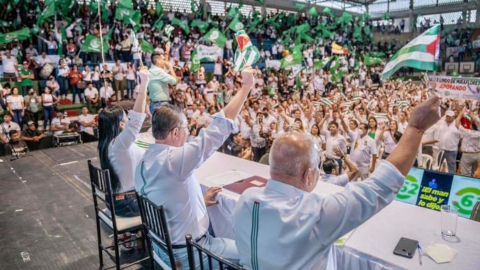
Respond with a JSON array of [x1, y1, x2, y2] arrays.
[[81, 35, 108, 53], [295, 23, 310, 34], [118, 0, 133, 9], [191, 19, 209, 33], [295, 75, 303, 90], [0, 28, 31, 44], [58, 25, 67, 57], [191, 48, 200, 72], [153, 18, 164, 32], [115, 7, 140, 24], [228, 6, 239, 18], [254, 0, 264, 4], [331, 70, 346, 82], [280, 48, 303, 69], [104, 28, 113, 43], [267, 17, 280, 29], [37, 2, 55, 26], [323, 7, 333, 17], [295, 3, 306, 11], [172, 18, 190, 34], [31, 25, 40, 34], [204, 28, 227, 47], [307, 7, 318, 17], [156, 2, 163, 16], [229, 15, 244, 32], [364, 56, 383, 66], [141, 39, 154, 54]]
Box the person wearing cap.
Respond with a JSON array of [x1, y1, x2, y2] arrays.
[[438, 110, 461, 173], [19, 62, 34, 96], [148, 42, 177, 112], [21, 121, 45, 151]]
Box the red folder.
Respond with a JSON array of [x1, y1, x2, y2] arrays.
[[223, 176, 268, 195]]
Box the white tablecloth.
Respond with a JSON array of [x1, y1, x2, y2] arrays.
[[195, 152, 480, 270]]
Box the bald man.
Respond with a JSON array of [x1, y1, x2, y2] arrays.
[[233, 96, 440, 270]]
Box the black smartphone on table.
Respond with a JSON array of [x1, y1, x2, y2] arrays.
[[393, 237, 418, 258]]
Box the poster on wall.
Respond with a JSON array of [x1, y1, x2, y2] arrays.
[[448, 175, 480, 218], [428, 75, 480, 101]]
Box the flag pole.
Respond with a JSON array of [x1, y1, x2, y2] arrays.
[[97, 0, 109, 98]]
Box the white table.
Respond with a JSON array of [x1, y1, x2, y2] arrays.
[[195, 152, 480, 270]]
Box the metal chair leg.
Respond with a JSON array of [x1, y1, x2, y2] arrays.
[[95, 217, 104, 267], [113, 230, 121, 270]]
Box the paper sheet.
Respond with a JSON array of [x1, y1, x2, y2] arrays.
[[205, 171, 253, 186]]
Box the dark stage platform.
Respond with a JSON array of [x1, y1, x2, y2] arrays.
[[0, 143, 154, 270]]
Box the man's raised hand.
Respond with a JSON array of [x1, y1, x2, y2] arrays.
[[408, 96, 440, 132]]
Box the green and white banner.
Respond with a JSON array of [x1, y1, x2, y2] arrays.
[[196, 45, 224, 62], [428, 75, 480, 101]]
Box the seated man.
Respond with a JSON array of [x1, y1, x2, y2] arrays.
[[21, 121, 46, 151], [135, 67, 256, 268], [233, 96, 440, 270], [5, 130, 29, 157], [78, 107, 97, 142], [84, 83, 99, 111], [51, 110, 71, 135], [1, 112, 21, 143], [319, 147, 358, 186]]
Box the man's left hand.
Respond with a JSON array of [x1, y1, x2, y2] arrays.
[[204, 187, 222, 207]]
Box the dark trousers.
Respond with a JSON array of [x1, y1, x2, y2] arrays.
[[43, 106, 54, 129], [71, 84, 83, 103], [252, 147, 266, 162]]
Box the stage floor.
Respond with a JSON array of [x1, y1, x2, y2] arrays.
[[0, 143, 154, 270]]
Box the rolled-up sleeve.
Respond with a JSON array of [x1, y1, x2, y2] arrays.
[[170, 110, 238, 180], [112, 110, 146, 150], [315, 160, 404, 245]]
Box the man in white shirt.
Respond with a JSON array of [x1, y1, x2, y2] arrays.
[[175, 78, 188, 92], [320, 147, 359, 186], [233, 96, 440, 270], [99, 82, 114, 108], [225, 38, 234, 59], [84, 83, 99, 111], [134, 68, 256, 267], [0, 113, 21, 142], [347, 123, 377, 180], [193, 104, 210, 127], [78, 107, 96, 137], [112, 60, 126, 101], [51, 111, 71, 135], [438, 110, 461, 173], [321, 121, 347, 173], [2, 51, 18, 81], [25, 44, 39, 56], [397, 111, 409, 133]]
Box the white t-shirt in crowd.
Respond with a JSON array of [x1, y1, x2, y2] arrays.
[[78, 114, 95, 135], [2, 56, 17, 73], [84, 88, 99, 99]]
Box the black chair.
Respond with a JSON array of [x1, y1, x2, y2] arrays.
[[186, 234, 244, 270], [470, 201, 480, 222], [87, 160, 147, 270], [136, 192, 181, 270]]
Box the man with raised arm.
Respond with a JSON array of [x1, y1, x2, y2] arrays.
[[233, 96, 440, 270], [135, 67, 256, 267]]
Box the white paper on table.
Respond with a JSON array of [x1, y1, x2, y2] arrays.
[[424, 243, 458, 264], [205, 171, 253, 187]]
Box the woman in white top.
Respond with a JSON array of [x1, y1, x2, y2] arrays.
[[82, 65, 92, 84], [38, 36, 58, 55], [46, 76, 60, 97], [42, 86, 58, 130], [57, 59, 70, 100], [7, 87, 25, 128], [97, 67, 149, 219], [379, 120, 400, 159], [92, 66, 101, 90], [125, 62, 136, 100]]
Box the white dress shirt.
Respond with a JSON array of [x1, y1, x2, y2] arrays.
[[135, 110, 237, 245], [348, 131, 377, 168], [437, 120, 461, 151], [109, 111, 146, 193], [322, 132, 347, 159], [319, 173, 349, 186], [233, 161, 404, 270]]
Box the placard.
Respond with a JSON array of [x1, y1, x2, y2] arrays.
[[428, 75, 480, 101], [395, 168, 480, 219]]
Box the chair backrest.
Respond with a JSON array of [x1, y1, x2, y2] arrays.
[[87, 160, 118, 230], [470, 202, 480, 222], [186, 234, 244, 270], [421, 154, 433, 170], [136, 193, 177, 270]]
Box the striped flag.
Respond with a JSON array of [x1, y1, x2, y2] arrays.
[[332, 42, 348, 55], [395, 100, 410, 108], [373, 113, 388, 121], [382, 25, 440, 80], [340, 101, 354, 108], [164, 24, 174, 37], [233, 30, 260, 72], [367, 100, 377, 110], [319, 98, 334, 106]]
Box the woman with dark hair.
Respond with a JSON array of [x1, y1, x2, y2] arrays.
[[379, 120, 399, 159], [97, 68, 149, 246]]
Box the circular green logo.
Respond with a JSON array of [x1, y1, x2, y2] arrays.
[[396, 175, 419, 200], [452, 187, 480, 215]]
